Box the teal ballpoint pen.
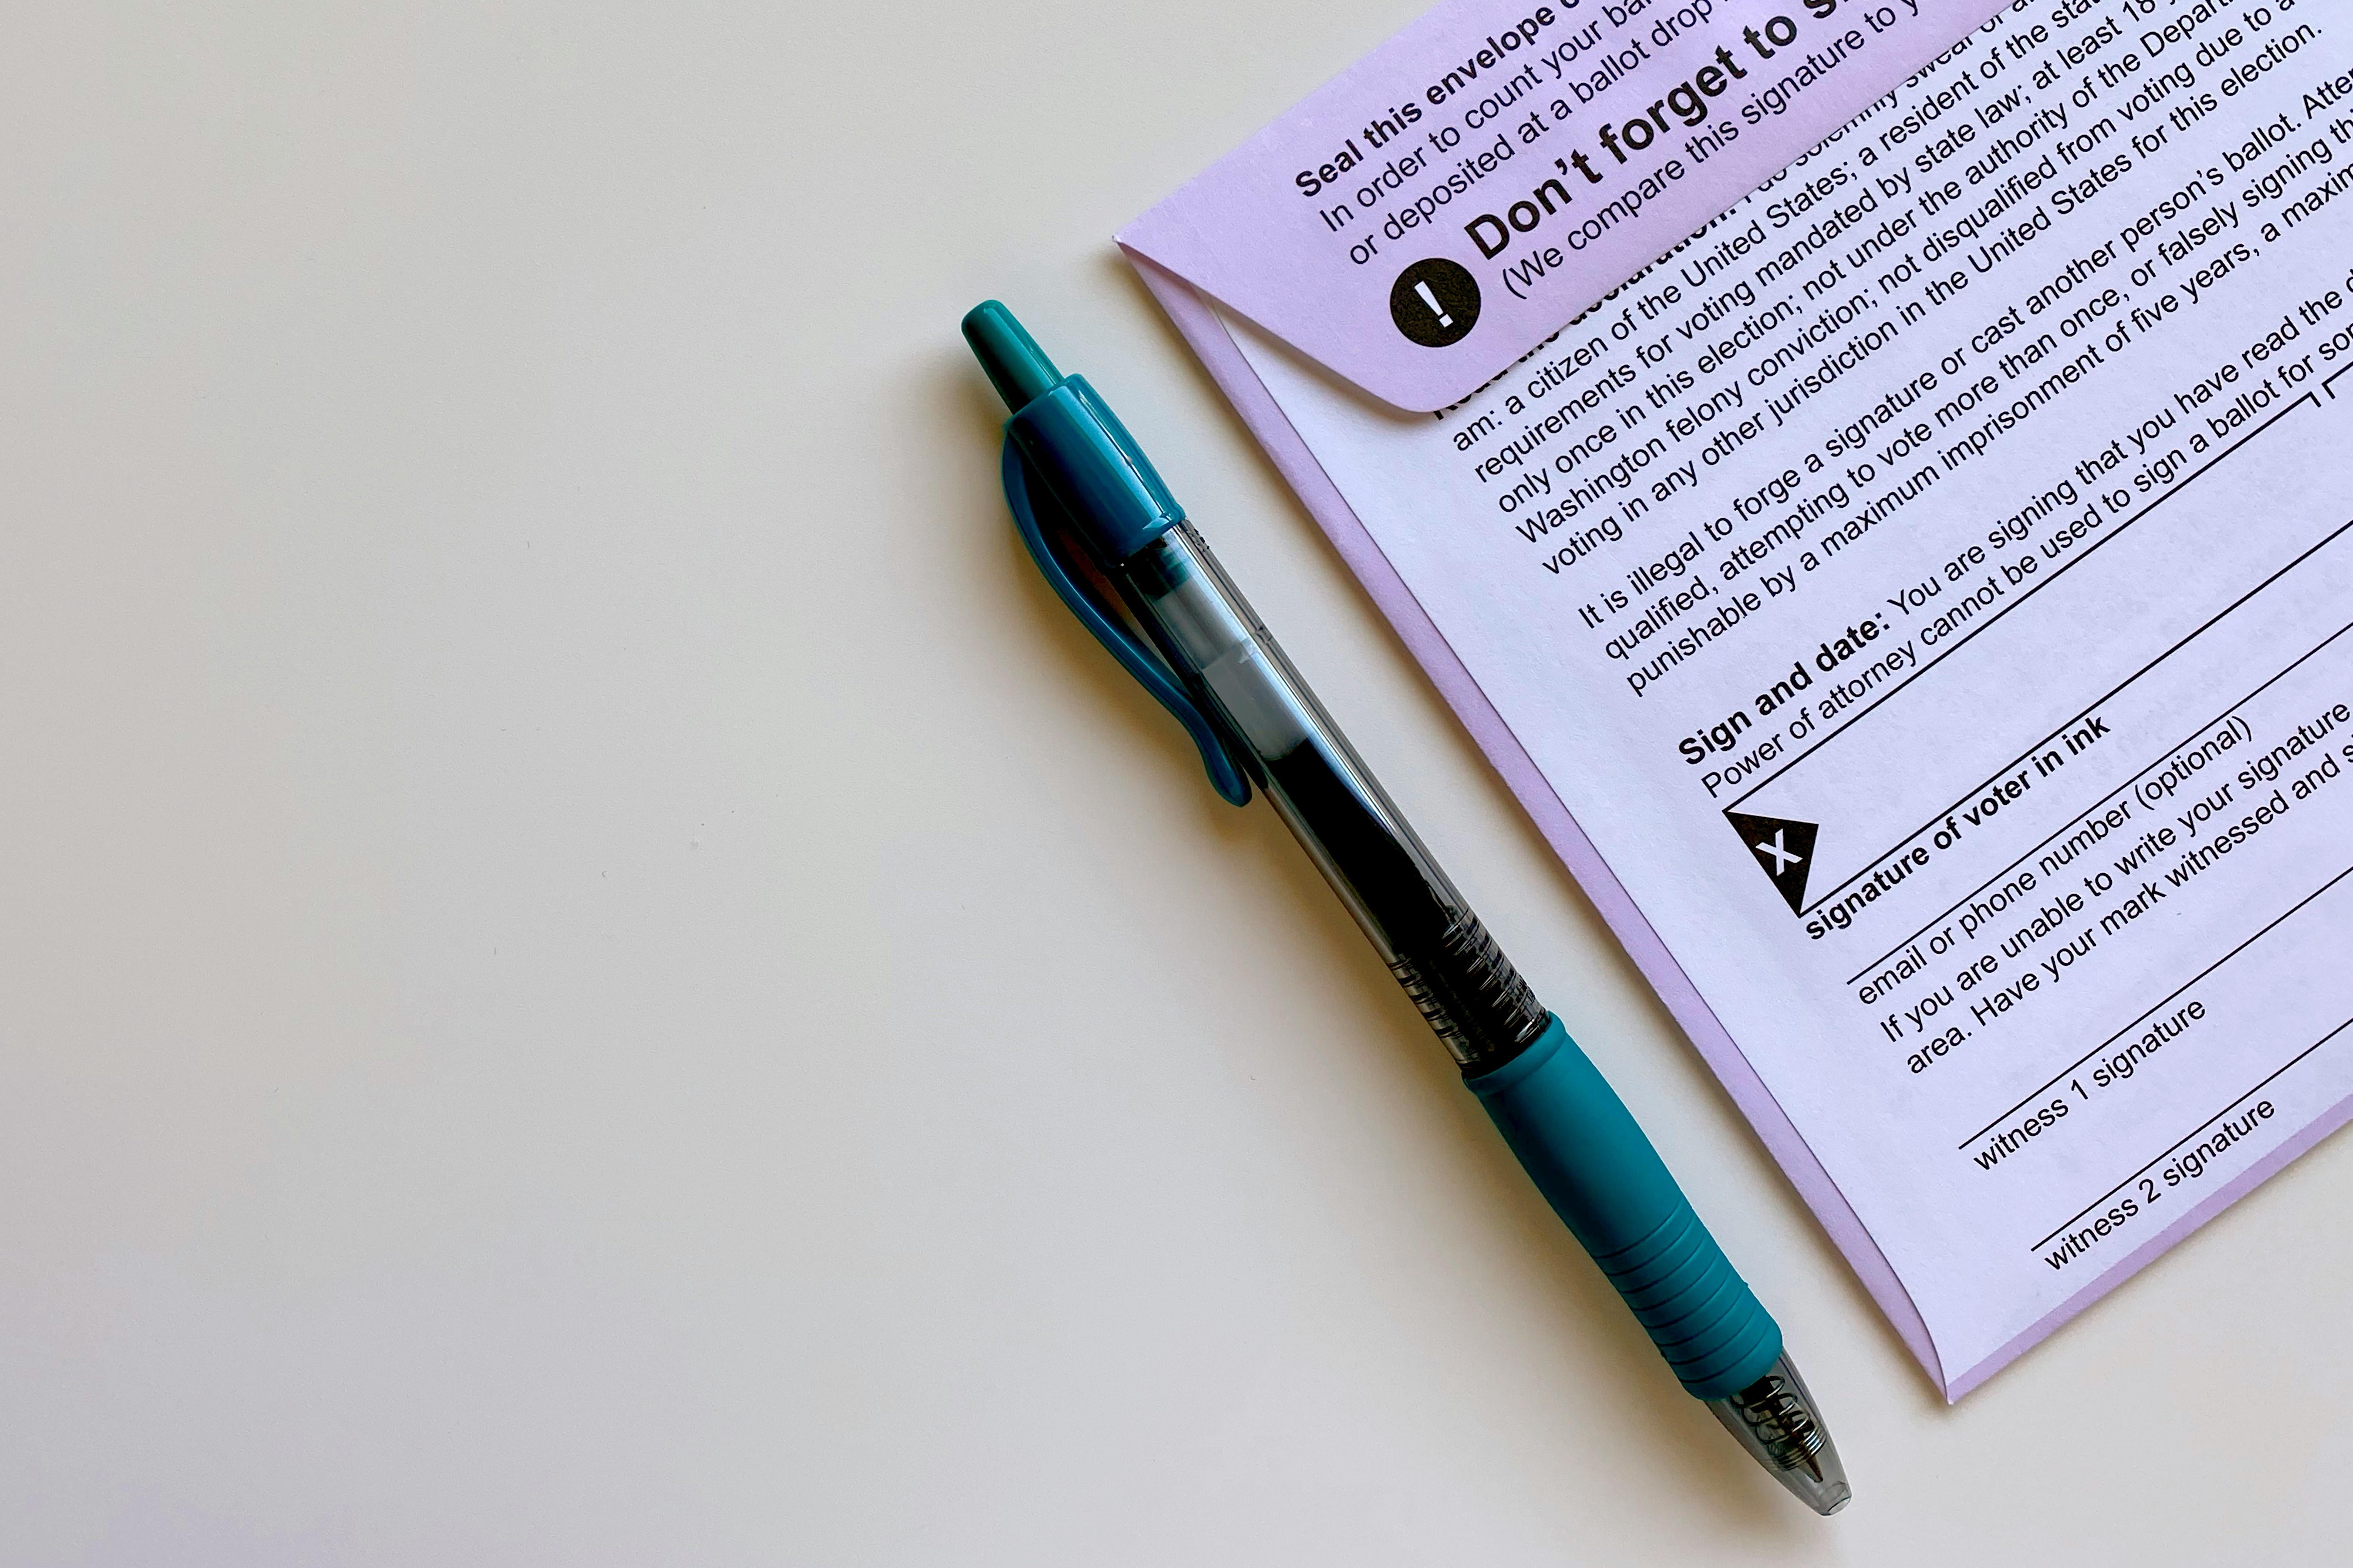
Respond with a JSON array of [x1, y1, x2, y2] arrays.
[[964, 299, 1851, 1514]]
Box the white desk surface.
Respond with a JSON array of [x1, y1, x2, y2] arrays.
[[7, 3, 2347, 1561]]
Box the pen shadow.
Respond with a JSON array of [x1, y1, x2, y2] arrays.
[[1100, 252, 1927, 1533]]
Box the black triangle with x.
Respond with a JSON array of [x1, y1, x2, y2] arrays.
[[1726, 813, 1819, 914]]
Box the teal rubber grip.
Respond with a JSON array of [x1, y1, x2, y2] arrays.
[[1467, 1016, 1781, 1399]]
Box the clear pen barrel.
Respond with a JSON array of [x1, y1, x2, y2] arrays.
[[1113, 524, 1547, 1072]]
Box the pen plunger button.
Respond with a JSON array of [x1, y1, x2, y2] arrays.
[[962, 300, 1062, 412]]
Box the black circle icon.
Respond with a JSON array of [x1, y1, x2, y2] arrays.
[[1389, 258, 1481, 348]]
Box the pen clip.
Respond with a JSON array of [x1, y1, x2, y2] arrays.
[[999, 438, 1252, 808]]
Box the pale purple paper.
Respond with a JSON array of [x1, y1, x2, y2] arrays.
[[1117, 0, 2353, 1400], [1131, 252, 2353, 1402], [1948, 1087, 2353, 1399], [1121, 0, 2009, 411]]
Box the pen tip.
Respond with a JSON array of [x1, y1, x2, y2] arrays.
[[1706, 1354, 1852, 1516], [962, 300, 1062, 413]]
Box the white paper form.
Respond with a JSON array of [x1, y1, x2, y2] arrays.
[[1128, 0, 2353, 1393]]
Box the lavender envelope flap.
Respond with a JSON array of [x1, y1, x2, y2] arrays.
[[1117, 0, 2011, 413]]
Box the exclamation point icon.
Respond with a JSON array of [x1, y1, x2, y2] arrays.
[[1389, 259, 1480, 348]]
